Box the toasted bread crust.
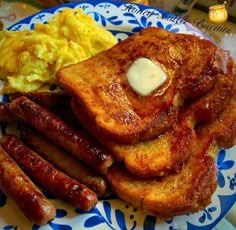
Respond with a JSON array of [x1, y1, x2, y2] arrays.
[[107, 151, 217, 217], [57, 27, 236, 216], [106, 74, 236, 216], [71, 98, 193, 177], [57, 27, 229, 144], [71, 69, 233, 177]]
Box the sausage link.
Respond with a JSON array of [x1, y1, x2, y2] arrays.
[[8, 91, 79, 125], [20, 125, 109, 197], [9, 91, 71, 108], [9, 96, 114, 174], [0, 146, 56, 225], [0, 134, 98, 211], [0, 101, 77, 126], [0, 102, 16, 122]]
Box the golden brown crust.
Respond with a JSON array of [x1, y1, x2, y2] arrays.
[[57, 27, 236, 217], [197, 73, 236, 149], [71, 98, 193, 177], [106, 141, 218, 217], [106, 131, 219, 217], [106, 74, 236, 217], [71, 67, 233, 178], [57, 27, 228, 144]]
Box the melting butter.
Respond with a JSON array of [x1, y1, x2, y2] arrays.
[[127, 58, 167, 96]]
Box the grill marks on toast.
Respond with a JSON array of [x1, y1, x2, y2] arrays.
[[57, 27, 225, 144]]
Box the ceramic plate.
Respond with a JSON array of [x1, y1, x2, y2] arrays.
[[0, 1, 235, 229]]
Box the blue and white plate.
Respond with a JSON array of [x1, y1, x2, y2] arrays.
[[0, 1, 235, 229]]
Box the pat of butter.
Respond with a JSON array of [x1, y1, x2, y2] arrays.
[[127, 58, 167, 96]]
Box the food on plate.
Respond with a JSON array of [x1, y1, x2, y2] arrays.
[[0, 102, 17, 122], [71, 97, 194, 177], [0, 134, 98, 211], [57, 26, 235, 217], [0, 100, 78, 125], [20, 125, 108, 197], [71, 67, 233, 177], [9, 91, 72, 108], [0, 146, 56, 225], [0, 8, 117, 93], [0, 16, 235, 223], [106, 84, 236, 217], [57, 27, 232, 144], [8, 96, 114, 174], [203, 76, 236, 149], [6, 91, 78, 125]]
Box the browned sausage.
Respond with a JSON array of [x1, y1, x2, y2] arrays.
[[20, 125, 109, 197], [0, 134, 98, 211], [9, 91, 71, 108], [0, 146, 56, 225], [8, 91, 78, 125], [9, 96, 114, 174], [0, 100, 78, 128], [0, 102, 16, 122]]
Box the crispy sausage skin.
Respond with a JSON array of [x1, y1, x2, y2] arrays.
[[0, 102, 16, 122], [0, 134, 98, 211], [9, 91, 72, 108], [0, 146, 56, 225], [0, 100, 78, 126], [20, 125, 109, 197], [9, 96, 114, 174], [7, 91, 78, 126]]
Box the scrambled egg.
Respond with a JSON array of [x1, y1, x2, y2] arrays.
[[0, 8, 117, 93]]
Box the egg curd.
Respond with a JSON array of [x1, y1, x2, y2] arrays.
[[0, 8, 117, 93]]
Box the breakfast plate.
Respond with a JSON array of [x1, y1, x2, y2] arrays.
[[0, 0, 235, 229]]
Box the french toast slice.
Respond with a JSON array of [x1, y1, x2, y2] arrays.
[[106, 84, 236, 217], [71, 71, 234, 177], [57, 27, 229, 144]]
